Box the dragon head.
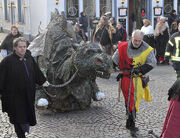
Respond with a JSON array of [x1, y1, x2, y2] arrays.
[[73, 42, 113, 79]]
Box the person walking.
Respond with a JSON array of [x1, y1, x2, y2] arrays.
[[0, 37, 46, 138], [0, 25, 21, 56], [112, 30, 156, 130], [79, 11, 88, 35], [154, 16, 169, 64], [93, 16, 116, 55], [165, 22, 180, 78]]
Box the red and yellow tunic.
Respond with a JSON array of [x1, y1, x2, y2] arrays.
[[118, 42, 152, 112]]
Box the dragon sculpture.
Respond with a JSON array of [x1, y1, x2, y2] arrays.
[[29, 9, 113, 111]]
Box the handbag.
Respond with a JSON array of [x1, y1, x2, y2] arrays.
[[141, 75, 149, 88]]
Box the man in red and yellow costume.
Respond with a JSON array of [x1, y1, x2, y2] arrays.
[[112, 30, 157, 130]]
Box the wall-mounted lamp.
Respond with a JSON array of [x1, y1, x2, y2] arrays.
[[121, 0, 125, 4], [23, 5, 27, 8], [8, 3, 16, 8], [56, 0, 59, 5], [156, 0, 160, 3]]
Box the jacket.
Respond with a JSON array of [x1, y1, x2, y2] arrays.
[[165, 31, 180, 61], [0, 51, 46, 125]]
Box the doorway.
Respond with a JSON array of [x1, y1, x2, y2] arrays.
[[128, 0, 151, 35]]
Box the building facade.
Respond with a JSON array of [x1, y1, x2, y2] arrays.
[[0, 0, 179, 39], [0, 0, 65, 39]]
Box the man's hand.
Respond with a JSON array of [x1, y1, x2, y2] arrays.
[[132, 67, 141, 75], [42, 81, 50, 87], [132, 64, 153, 75]]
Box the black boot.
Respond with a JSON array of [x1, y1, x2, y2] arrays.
[[126, 119, 131, 129], [126, 111, 139, 131], [129, 119, 139, 131]]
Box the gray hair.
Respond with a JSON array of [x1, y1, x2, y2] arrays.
[[13, 37, 27, 47], [132, 29, 144, 37]]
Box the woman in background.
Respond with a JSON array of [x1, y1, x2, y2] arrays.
[[154, 17, 169, 64], [141, 19, 154, 48], [0, 25, 21, 57]]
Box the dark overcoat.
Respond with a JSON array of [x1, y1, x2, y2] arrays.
[[0, 51, 46, 126], [155, 28, 169, 59]]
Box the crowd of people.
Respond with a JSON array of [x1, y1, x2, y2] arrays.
[[0, 9, 180, 138], [75, 9, 180, 67]]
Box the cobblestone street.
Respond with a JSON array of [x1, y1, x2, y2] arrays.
[[0, 63, 176, 138], [0, 32, 176, 138]]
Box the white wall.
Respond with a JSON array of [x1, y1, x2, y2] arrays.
[[28, 0, 64, 37], [29, 0, 47, 37], [46, 0, 65, 25]]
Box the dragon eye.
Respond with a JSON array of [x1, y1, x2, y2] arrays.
[[94, 57, 103, 64], [86, 49, 94, 55]]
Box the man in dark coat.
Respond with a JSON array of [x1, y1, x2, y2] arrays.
[[0, 37, 46, 138], [168, 10, 177, 27], [79, 11, 88, 33], [112, 21, 127, 45]]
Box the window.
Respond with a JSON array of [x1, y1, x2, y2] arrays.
[[66, 0, 79, 18], [164, 0, 174, 17], [100, 0, 112, 17], [83, 0, 96, 17]]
